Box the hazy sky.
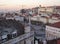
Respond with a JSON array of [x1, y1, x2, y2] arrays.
[[0, 0, 60, 10]]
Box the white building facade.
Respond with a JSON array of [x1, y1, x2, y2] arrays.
[[46, 22, 60, 40]]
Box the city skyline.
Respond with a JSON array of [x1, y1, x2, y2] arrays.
[[0, 0, 60, 11]]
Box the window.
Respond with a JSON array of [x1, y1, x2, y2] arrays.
[[12, 33, 17, 38]]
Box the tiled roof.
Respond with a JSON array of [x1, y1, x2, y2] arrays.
[[46, 6, 60, 9], [51, 14, 60, 18], [41, 16, 49, 18], [52, 14, 59, 17], [56, 6, 60, 9], [47, 22, 60, 28]]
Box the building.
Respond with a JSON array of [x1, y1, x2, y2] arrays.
[[32, 7, 39, 14], [45, 22, 60, 44], [50, 13, 60, 19], [38, 5, 54, 15], [31, 14, 60, 24], [14, 15, 24, 22], [38, 5, 60, 15], [46, 22, 60, 40], [0, 19, 34, 44], [30, 21, 46, 44], [0, 19, 24, 43]]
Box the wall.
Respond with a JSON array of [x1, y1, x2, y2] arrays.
[[46, 25, 60, 40]]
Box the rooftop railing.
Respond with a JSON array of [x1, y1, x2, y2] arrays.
[[2, 31, 34, 44]]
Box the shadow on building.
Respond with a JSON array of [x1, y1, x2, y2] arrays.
[[0, 19, 25, 43]]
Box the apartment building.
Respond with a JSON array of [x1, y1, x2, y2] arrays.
[[31, 14, 60, 24], [0, 19, 34, 44], [38, 5, 60, 14], [46, 22, 60, 40], [38, 5, 54, 15]]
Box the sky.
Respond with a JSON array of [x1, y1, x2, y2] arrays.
[[0, 0, 60, 11]]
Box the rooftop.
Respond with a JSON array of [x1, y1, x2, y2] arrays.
[[47, 22, 60, 28], [50, 14, 60, 19], [56, 6, 60, 9], [46, 6, 60, 9], [52, 14, 60, 17]]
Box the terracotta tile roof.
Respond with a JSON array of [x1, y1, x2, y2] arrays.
[[52, 14, 59, 17], [47, 22, 60, 28], [56, 6, 60, 9], [41, 16, 49, 18], [46, 6, 60, 9], [51, 14, 60, 18]]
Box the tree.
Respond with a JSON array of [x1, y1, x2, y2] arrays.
[[20, 9, 26, 14]]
